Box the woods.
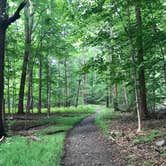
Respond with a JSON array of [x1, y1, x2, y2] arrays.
[[0, 0, 165, 136], [0, 0, 165, 165]]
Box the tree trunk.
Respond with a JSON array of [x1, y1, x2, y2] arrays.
[[135, 1, 148, 118], [106, 85, 110, 108], [7, 59, 11, 114], [75, 79, 81, 107], [64, 57, 69, 107], [47, 60, 51, 115], [112, 84, 119, 111], [57, 60, 61, 107], [12, 60, 16, 113], [38, 54, 42, 113], [18, 2, 31, 114], [0, 28, 6, 137], [0, 0, 27, 136], [82, 74, 87, 104], [26, 66, 33, 113], [18, 48, 29, 114]]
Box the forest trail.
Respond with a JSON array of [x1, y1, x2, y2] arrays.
[[61, 108, 126, 166]]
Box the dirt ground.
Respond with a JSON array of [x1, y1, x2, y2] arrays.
[[107, 113, 166, 166], [61, 114, 126, 166]]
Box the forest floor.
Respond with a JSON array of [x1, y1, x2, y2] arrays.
[[108, 115, 166, 166], [61, 113, 126, 166], [96, 109, 166, 166], [2, 107, 166, 166]]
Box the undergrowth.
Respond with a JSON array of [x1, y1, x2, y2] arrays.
[[133, 129, 166, 144], [0, 110, 92, 166], [95, 108, 121, 136]]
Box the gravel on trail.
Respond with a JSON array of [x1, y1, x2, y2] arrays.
[[61, 114, 126, 166]]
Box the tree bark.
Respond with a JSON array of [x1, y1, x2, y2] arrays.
[[106, 85, 110, 108], [135, 1, 148, 118], [0, 28, 6, 137], [64, 57, 69, 107], [47, 59, 51, 115], [26, 66, 33, 113], [7, 58, 11, 114], [75, 79, 81, 107], [18, 1, 31, 114], [0, 0, 27, 135], [38, 53, 42, 113]]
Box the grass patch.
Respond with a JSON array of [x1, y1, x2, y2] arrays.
[[0, 134, 64, 166], [133, 129, 166, 144], [1, 111, 92, 166], [95, 108, 120, 136], [36, 106, 95, 114]]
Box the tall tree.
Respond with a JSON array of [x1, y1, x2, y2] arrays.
[[18, 0, 33, 114], [134, 1, 148, 119], [0, 0, 27, 137]]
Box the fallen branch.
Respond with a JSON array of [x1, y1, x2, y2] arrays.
[[0, 136, 5, 142], [45, 130, 66, 135]]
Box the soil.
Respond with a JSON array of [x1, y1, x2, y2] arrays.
[[61, 114, 126, 166], [107, 113, 166, 166]]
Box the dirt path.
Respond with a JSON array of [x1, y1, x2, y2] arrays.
[[61, 113, 126, 166]]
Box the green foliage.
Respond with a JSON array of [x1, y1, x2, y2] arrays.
[[0, 135, 64, 166], [133, 130, 166, 144], [0, 112, 89, 166], [95, 108, 121, 136]]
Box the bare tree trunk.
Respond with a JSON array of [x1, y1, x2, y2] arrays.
[[135, 1, 148, 119], [64, 57, 69, 107], [7, 59, 11, 114], [12, 60, 16, 113], [47, 60, 51, 115], [82, 74, 87, 104], [38, 54, 42, 113], [106, 85, 110, 108], [118, 53, 129, 107], [112, 84, 119, 111], [26, 66, 33, 113], [0, 28, 6, 137], [75, 78, 81, 107], [18, 2, 32, 114], [57, 60, 61, 107]]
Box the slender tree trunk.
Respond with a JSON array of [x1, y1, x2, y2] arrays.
[[75, 78, 81, 107], [131, 48, 142, 132], [123, 82, 129, 107], [12, 60, 16, 113], [135, 1, 148, 119], [118, 53, 129, 107], [18, 2, 31, 114], [82, 74, 87, 104], [47, 60, 51, 115], [18, 48, 29, 114], [7, 59, 11, 114], [38, 54, 42, 113], [64, 57, 69, 107], [112, 84, 119, 111], [0, 28, 6, 137], [26, 66, 33, 113], [57, 60, 61, 107], [106, 85, 110, 108]]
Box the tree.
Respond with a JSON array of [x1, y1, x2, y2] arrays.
[[0, 0, 27, 137], [18, 0, 33, 114], [134, 1, 148, 119]]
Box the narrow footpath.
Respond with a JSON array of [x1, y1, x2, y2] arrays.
[[61, 113, 126, 166]]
